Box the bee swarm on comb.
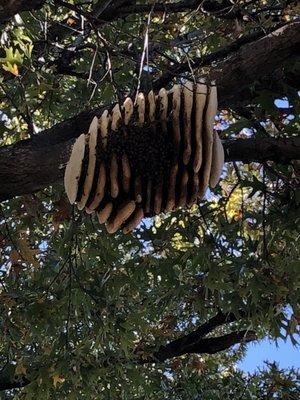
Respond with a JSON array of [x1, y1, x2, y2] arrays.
[[64, 81, 224, 234]]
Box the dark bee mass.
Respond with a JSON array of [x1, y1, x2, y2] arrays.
[[64, 82, 224, 234]]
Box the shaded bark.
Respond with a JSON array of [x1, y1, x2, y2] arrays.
[[223, 137, 300, 164], [154, 330, 256, 361], [0, 0, 231, 25], [0, 374, 29, 391], [212, 21, 300, 108], [0, 0, 45, 23], [154, 21, 300, 107], [0, 129, 299, 203], [152, 311, 250, 361], [0, 22, 299, 202], [101, 0, 263, 21]]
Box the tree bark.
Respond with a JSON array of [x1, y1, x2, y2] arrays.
[[154, 21, 300, 107], [0, 132, 299, 203], [0, 0, 231, 25], [0, 0, 46, 23], [223, 137, 300, 164], [0, 21, 299, 202], [154, 330, 256, 361]]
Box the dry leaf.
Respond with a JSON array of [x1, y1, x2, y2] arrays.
[[53, 374, 65, 388], [15, 363, 27, 376], [10, 249, 21, 264], [3, 62, 19, 76], [18, 233, 39, 268]]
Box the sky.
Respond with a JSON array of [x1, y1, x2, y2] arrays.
[[239, 337, 300, 373], [236, 96, 299, 374]]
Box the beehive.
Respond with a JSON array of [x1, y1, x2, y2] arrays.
[[64, 81, 224, 234]]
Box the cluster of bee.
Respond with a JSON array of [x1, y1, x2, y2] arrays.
[[64, 81, 224, 234]]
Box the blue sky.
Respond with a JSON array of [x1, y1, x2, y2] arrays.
[[229, 96, 299, 373], [239, 337, 300, 373]]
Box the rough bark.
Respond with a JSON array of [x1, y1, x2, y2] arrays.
[[212, 21, 300, 108], [154, 21, 300, 107], [224, 137, 300, 164], [0, 22, 299, 202], [0, 0, 233, 25], [0, 129, 299, 203], [0, 0, 46, 23]]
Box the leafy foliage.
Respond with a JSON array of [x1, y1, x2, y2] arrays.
[[0, 0, 299, 398]]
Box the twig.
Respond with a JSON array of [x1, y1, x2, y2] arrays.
[[262, 166, 269, 261], [65, 251, 73, 350], [135, 3, 156, 102]]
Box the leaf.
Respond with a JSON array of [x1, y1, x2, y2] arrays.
[[17, 233, 39, 268], [10, 249, 21, 264], [52, 197, 71, 231], [0, 47, 24, 65], [15, 363, 27, 376], [52, 374, 65, 388], [2, 62, 19, 76]]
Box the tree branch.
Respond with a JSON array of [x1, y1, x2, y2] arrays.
[[110, 0, 203, 17], [223, 137, 300, 164], [101, 0, 261, 21], [0, 125, 299, 203], [0, 374, 29, 391], [154, 20, 300, 106], [154, 330, 256, 361], [0, 21, 299, 202], [0, 0, 46, 24], [151, 311, 245, 361]]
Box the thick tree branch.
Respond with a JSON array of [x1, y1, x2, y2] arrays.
[[0, 0, 228, 26], [154, 330, 256, 361], [111, 0, 203, 17], [224, 137, 300, 164], [151, 311, 245, 361], [0, 21, 299, 202], [0, 129, 299, 203], [0, 374, 29, 391], [56, 0, 231, 22], [0, 0, 290, 27], [213, 22, 300, 108], [0, 0, 46, 24], [100, 0, 263, 21], [154, 20, 300, 106]]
